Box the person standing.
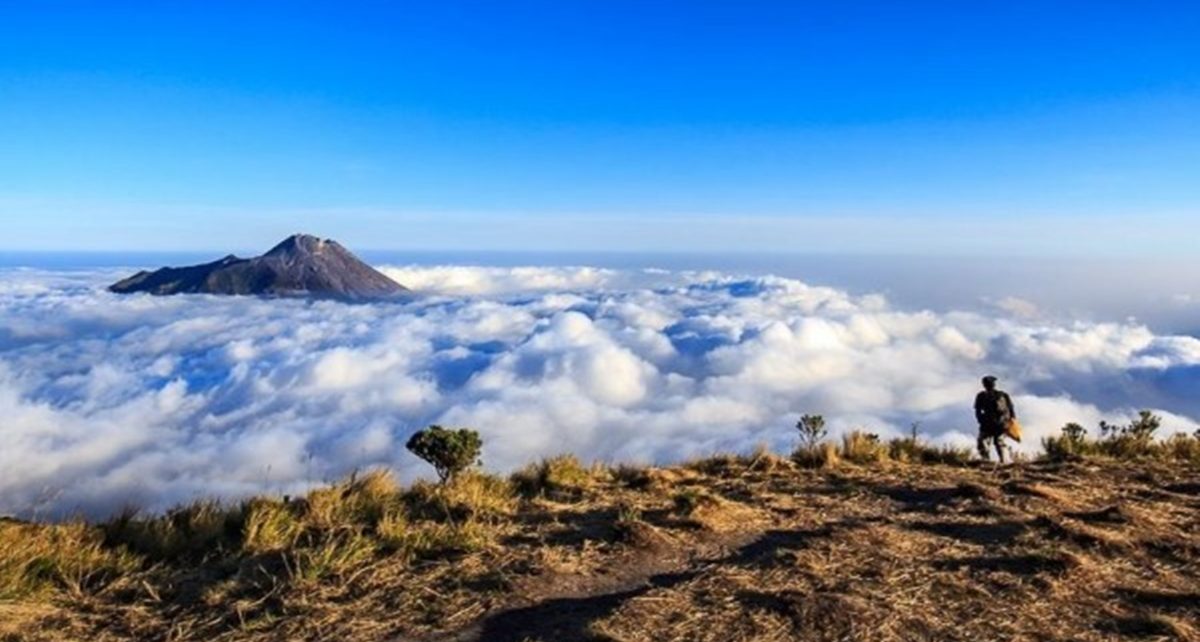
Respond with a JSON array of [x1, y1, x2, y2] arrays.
[[975, 375, 1016, 462]]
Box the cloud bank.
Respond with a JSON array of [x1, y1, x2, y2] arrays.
[[1, 265, 1197, 517]]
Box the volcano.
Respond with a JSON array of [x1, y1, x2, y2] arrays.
[[109, 234, 409, 300]]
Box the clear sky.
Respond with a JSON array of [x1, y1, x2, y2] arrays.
[[2, 1, 1198, 253]]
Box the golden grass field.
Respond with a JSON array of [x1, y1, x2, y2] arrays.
[[2, 436, 1199, 641]]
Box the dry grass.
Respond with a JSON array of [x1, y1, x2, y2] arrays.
[[840, 431, 890, 465], [1043, 427, 1200, 464], [2, 451, 1199, 642], [792, 442, 839, 469], [887, 437, 973, 465], [510, 454, 596, 500], [103, 500, 244, 560], [0, 520, 139, 600]]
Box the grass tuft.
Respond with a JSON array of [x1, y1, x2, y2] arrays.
[[241, 499, 305, 554], [511, 455, 594, 500], [1, 520, 140, 599], [840, 431, 889, 465], [103, 501, 243, 561], [888, 438, 973, 465], [792, 442, 839, 469]]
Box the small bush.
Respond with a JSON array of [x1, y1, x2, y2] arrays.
[[887, 437, 923, 464], [511, 455, 593, 500], [406, 425, 483, 484], [792, 413, 836, 469], [1162, 433, 1200, 464], [841, 431, 889, 465], [793, 441, 839, 469], [1097, 411, 1161, 459], [1042, 423, 1095, 461]]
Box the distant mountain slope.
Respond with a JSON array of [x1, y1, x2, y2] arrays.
[[109, 234, 409, 300]]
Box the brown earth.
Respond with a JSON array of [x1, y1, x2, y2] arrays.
[[2, 457, 1198, 642]]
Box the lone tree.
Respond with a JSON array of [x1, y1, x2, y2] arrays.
[[405, 425, 483, 484]]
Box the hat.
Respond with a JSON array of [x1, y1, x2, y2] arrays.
[[982, 375, 998, 385]]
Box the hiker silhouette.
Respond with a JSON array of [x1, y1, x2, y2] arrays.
[[974, 375, 1016, 462]]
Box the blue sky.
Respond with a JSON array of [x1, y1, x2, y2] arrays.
[[1, 2, 1198, 253]]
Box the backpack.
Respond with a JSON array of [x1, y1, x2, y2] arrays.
[[978, 390, 1012, 422]]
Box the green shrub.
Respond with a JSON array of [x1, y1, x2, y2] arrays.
[[1042, 423, 1094, 461], [406, 425, 483, 483], [1097, 411, 1161, 459]]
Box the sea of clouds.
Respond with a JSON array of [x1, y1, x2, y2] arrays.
[[1, 264, 1198, 518]]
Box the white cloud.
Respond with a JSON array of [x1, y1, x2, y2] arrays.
[[0, 265, 1197, 517], [376, 265, 620, 296], [989, 296, 1041, 320]]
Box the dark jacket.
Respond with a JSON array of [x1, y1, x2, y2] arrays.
[[975, 389, 1016, 435]]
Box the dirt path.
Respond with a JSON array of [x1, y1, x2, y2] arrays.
[[419, 526, 766, 642]]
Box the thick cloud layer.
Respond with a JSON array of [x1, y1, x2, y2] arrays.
[[1, 265, 1197, 517]]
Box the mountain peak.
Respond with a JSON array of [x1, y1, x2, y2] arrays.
[[110, 235, 408, 300], [266, 234, 338, 256]]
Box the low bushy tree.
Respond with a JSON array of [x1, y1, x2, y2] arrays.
[[1062, 422, 1087, 444], [793, 414, 835, 468], [795, 414, 827, 450], [1042, 422, 1091, 460], [406, 425, 483, 484]]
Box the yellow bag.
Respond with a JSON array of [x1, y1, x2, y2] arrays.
[[1005, 419, 1023, 442]]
